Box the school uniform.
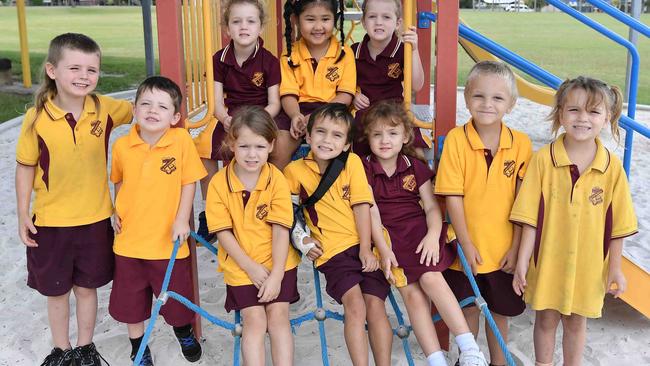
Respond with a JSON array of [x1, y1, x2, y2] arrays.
[[17, 95, 132, 296], [206, 161, 300, 312], [108, 126, 207, 326], [510, 134, 637, 317], [435, 120, 532, 316]]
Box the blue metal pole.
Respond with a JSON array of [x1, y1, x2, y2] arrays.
[[586, 0, 650, 38]]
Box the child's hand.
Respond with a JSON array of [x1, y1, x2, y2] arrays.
[[222, 115, 233, 131], [460, 242, 483, 275], [378, 248, 398, 283], [353, 92, 370, 110], [416, 233, 440, 266], [171, 219, 190, 243], [112, 213, 122, 235], [499, 246, 518, 274], [18, 215, 38, 247], [402, 26, 419, 48], [258, 272, 282, 302], [305, 237, 323, 261], [512, 262, 528, 296], [245, 262, 270, 288], [607, 269, 627, 298], [290, 114, 306, 139], [359, 247, 379, 272]]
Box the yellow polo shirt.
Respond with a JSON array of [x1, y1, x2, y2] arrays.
[[280, 36, 356, 102], [435, 120, 532, 273], [16, 95, 132, 227], [283, 151, 373, 267], [111, 126, 207, 260], [206, 161, 300, 286], [510, 134, 637, 317]]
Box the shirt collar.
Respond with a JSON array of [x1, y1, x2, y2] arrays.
[[550, 133, 610, 173], [463, 119, 513, 151], [127, 125, 175, 148], [221, 38, 263, 67], [225, 160, 273, 192], [44, 95, 97, 121], [302, 151, 323, 174], [355, 33, 401, 61], [293, 36, 341, 65], [365, 153, 412, 176]]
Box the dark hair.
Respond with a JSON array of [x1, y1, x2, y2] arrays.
[[283, 0, 346, 68], [362, 100, 418, 158], [135, 76, 183, 115], [227, 105, 278, 145], [307, 103, 354, 143]]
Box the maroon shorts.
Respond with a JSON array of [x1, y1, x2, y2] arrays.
[[275, 101, 327, 131], [26, 218, 114, 296], [442, 268, 525, 317], [224, 267, 300, 312], [317, 245, 390, 304], [109, 255, 195, 327], [352, 108, 429, 156]]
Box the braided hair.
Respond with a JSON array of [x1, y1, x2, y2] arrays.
[[283, 0, 346, 68]]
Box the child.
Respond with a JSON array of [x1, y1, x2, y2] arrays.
[[205, 106, 301, 365], [351, 0, 428, 157], [363, 101, 488, 366], [511, 77, 637, 366], [280, 0, 356, 151], [284, 103, 393, 366], [15, 33, 132, 366], [109, 76, 207, 365], [195, 0, 284, 242], [435, 61, 532, 366]]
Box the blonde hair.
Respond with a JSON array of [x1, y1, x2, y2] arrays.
[[29, 33, 101, 130], [361, 0, 402, 19], [222, 0, 266, 25], [226, 105, 278, 145], [464, 61, 518, 101], [362, 100, 419, 159], [548, 76, 623, 143]]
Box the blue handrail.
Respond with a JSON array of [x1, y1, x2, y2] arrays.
[[586, 0, 650, 38]]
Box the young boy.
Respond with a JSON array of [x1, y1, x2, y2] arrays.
[[109, 76, 207, 365], [435, 61, 532, 366], [283, 103, 393, 366]]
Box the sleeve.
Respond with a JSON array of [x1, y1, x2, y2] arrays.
[[15, 108, 39, 166], [213, 51, 226, 84], [516, 133, 533, 180], [266, 172, 294, 229], [265, 52, 281, 87], [610, 161, 638, 238], [180, 130, 208, 185], [362, 158, 373, 185], [110, 138, 123, 184], [104, 96, 133, 127], [280, 54, 300, 97], [412, 157, 435, 187], [434, 129, 465, 195], [336, 46, 357, 95], [205, 174, 233, 233], [283, 163, 300, 195], [348, 154, 373, 206], [509, 150, 544, 227]]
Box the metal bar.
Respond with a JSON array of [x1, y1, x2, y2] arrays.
[[141, 0, 155, 77], [16, 0, 32, 88]]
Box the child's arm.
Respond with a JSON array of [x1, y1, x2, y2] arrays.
[[353, 90, 370, 111], [264, 84, 281, 118], [15, 163, 37, 247], [171, 183, 196, 243], [607, 238, 626, 298], [290, 194, 323, 260], [417, 180, 443, 266], [112, 182, 122, 234], [214, 81, 232, 130], [512, 224, 535, 296], [501, 178, 524, 273], [281, 95, 306, 139], [217, 229, 270, 288], [402, 26, 425, 92], [368, 198, 398, 282], [353, 203, 379, 272], [330, 92, 353, 106], [446, 196, 482, 275], [258, 224, 290, 303]]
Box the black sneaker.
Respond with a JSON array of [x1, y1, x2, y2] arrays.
[[174, 328, 202, 362], [130, 346, 154, 366], [40, 348, 73, 366], [72, 343, 109, 366], [197, 211, 215, 243]]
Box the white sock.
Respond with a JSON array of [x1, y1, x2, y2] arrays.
[[456, 332, 480, 353], [426, 350, 447, 366]]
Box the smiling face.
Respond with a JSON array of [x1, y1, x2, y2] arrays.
[[226, 2, 263, 49], [298, 3, 336, 49], [367, 119, 408, 162], [464, 73, 515, 129], [134, 88, 181, 140], [362, 0, 401, 44], [45, 48, 100, 101], [229, 125, 274, 174], [559, 87, 610, 144], [306, 116, 350, 163]]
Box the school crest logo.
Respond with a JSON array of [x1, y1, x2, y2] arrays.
[[402, 174, 416, 191], [160, 157, 177, 175], [256, 203, 269, 220], [90, 120, 103, 137], [342, 185, 351, 200], [387, 63, 402, 79], [326, 67, 340, 82], [251, 72, 264, 87], [589, 187, 604, 206], [503, 160, 516, 178]]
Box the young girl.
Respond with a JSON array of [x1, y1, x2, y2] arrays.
[[280, 0, 356, 151], [363, 101, 488, 366], [205, 106, 301, 365], [15, 33, 132, 366], [511, 77, 637, 366], [351, 0, 428, 157], [195, 0, 284, 241]]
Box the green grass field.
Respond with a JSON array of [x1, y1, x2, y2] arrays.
[[1, 6, 648, 122]]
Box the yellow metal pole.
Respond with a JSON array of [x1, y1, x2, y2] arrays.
[[403, 0, 412, 107], [17, 0, 32, 88]]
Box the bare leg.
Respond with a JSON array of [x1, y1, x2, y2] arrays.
[[341, 285, 369, 366], [266, 302, 293, 366], [398, 283, 441, 356], [485, 313, 508, 365], [127, 322, 145, 339], [561, 314, 586, 366], [270, 131, 302, 170], [240, 306, 267, 366], [48, 291, 72, 350], [419, 272, 472, 336], [534, 309, 561, 365], [363, 293, 392, 366], [72, 286, 98, 346]]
